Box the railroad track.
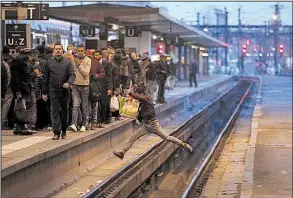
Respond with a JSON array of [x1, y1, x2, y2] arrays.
[[84, 78, 258, 198]]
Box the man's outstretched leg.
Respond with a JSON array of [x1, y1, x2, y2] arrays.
[[147, 119, 193, 153], [113, 125, 148, 159]]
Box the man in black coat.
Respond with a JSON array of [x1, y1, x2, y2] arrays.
[[189, 60, 198, 87], [42, 44, 76, 140], [1, 59, 10, 107], [155, 55, 169, 103], [35, 45, 51, 130], [101, 50, 113, 124], [10, 48, 41, 134]]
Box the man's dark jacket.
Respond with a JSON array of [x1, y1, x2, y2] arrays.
[[169, 61, 177, 76], [130, 92, 156, 121], [112, 61, 121, 90], [10, 55, 37, 97], [1, 61, 9, 99], [89, 59, 106, 101], [101, 60, 113, 91], [190, 61, 198, 74], [2, 54, 12, 62], [42, 56, 75, 95], [156, 61, 168, 81], [146, 63, 156, 81]]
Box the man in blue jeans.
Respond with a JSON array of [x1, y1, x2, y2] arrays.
[[69, 44, 91, 132]]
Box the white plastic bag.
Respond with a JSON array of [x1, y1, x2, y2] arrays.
[[110, 96, 119, 112]]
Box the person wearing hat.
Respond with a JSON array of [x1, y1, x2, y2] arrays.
[[42, 43, 76, 140], [113, 86, 193, 160], [10, 48, 41, 135]]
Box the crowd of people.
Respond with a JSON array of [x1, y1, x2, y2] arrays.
[[1, 43, 192, 140]]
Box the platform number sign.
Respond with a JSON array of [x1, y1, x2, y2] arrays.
[[6, 24, 28, 48], [79, 26, 96, 37], [126, 27, 142, 37]]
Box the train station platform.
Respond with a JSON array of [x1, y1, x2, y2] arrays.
[[241, 76, 292, 198], [200, 76, 292, 198], [1, 75, 232, 198]]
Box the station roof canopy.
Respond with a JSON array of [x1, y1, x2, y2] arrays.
[[49, 3, 228, 48]]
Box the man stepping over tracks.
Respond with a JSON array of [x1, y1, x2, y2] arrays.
[[113, 86, 193, 160]]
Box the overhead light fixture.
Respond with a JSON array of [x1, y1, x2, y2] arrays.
[[112, 25, 119, 30], [161, 37, 164, 41], [152, 35, 157, 39]]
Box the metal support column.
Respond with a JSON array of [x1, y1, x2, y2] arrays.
[[224, 7, 229, 72], [184, 45, 188, 80]]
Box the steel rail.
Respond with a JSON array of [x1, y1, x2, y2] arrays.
[[181, 82, 254, 198], [84, 80, 246, 198]]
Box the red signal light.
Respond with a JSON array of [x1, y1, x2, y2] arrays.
[[279, 44, 284, 55], [157, 43, 165, 55]]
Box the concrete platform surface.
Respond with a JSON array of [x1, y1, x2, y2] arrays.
[[249, 76, 292, 198], [200, 76, 292, 198]]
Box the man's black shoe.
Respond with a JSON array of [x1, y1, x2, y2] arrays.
[[104, 120, 113, 124], [52, 134, 60, 140], [113, 151, 124, 160], [2, 123, 11, 130], [13, 129, 20, 135], [98, 124, 105, 128], [61, 132, 66, 139]]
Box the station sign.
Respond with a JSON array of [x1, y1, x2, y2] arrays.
[[80, 26, 96, 37], [125, 27, 142, 37], [6, 24, 30, 48], [1, 3, 49, 20]]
